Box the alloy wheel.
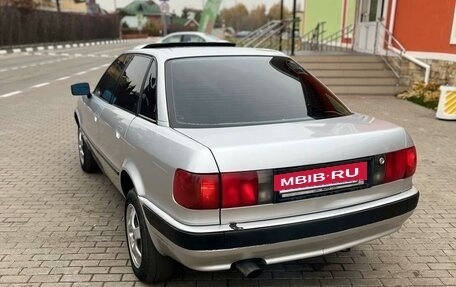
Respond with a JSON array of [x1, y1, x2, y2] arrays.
[[126, 204, 142, 268]]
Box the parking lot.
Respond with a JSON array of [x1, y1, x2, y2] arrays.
[[0, 43, 455, 286]]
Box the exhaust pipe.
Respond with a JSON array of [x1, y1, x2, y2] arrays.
[[234, 260, 263, 278]]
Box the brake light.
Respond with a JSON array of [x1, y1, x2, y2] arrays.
[[173, 170, 219, 209], [173, 170, 267, 209], [384, 146, 417, 183], [221, 172, 258, 208]]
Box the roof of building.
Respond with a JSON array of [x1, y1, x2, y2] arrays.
[[121, 0, 161, 16]]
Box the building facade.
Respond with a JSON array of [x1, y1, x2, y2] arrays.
[[302, 0, 456, 84], [301, 0, 356, 42]]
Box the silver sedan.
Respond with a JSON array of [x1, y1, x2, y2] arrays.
[[71, 43, 419, 283]]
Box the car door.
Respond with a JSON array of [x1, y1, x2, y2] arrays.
[[80, 55, 129, 150], [97, 54, 152, 182]]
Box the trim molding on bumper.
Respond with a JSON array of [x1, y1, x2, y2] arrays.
[[143, 192, 419, 251]]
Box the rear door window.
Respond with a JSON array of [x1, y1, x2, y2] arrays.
[[94, 55, 130, 102], [112, 55, 151, 113], [166, 56, 352, 128]]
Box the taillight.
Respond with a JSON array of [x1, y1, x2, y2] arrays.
[[221, 172, 258, 208], [173, 170, 272, 210], [173, 170, 219, 209], [384, 146, 417, 183]]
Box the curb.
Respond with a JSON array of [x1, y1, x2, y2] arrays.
[[0, 39, 129, 55]]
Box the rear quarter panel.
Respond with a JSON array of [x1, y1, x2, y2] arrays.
[[124, 117, 220, 225]]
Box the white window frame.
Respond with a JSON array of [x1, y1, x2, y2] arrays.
[[451, 3, 456, 44]]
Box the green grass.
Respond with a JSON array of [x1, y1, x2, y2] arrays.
[[404, 96, 439, 110]]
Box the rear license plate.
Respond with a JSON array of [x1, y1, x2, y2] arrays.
[[274, 161, 368, 198]]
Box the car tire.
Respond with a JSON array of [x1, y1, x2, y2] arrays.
[[125, 189, 174, 283], [77, 128, 99, 173]]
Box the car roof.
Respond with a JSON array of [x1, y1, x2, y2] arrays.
[[127, 45, 287, 62], [163, 31, 208, 37]]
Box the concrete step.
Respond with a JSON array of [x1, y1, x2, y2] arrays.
[[301, 62, 387, 70], [310, 69, 395, 78], [329, 85, 407, 95], [294, 55, 384, 63], [319, 77, 399, 86], [292, 54, 401, 96]]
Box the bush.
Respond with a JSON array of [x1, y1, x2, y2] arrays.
[[397, 81, 440, 110], [143, 21, 160, 36]]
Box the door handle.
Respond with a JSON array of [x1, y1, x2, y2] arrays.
[[115, 127, 124, 139]]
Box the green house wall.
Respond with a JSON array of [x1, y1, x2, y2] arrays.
[[302, 0, 356, 38]]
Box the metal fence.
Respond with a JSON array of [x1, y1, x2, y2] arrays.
[[0, 7, 120, 47]]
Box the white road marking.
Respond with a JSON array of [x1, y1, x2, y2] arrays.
[[0, 91, 22, 98], [101, 63, 110, 67], [89, 67, 100, 71], [30, 64, 37, 67], [48, 52, 56, 56], [11, 67, 18, 70], [47, 45, 55, 50], [0, 50, 7, 55], [12, 48, 21, 53], [34, 52, 43, 56], [61, 53, 69, 56], [25, 47, 33, 52], [31, 82, 50, 88], [75, 53, 82, 57], [56, 76, 70, 81], [37, 46, 44, 51], [0, 68, 7, 72], [75, 71, 87, 76], [56, 45, 63, 49]]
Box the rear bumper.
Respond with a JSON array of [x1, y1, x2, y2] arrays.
[[140, 188, 418, 271]]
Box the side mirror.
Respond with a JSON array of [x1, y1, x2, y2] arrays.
[[71, 83, 91, 96]]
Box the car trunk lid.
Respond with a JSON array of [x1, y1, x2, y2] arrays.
[[176, 114, 410, 224]]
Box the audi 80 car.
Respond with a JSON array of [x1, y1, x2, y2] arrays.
[[71, 42, 419, 283]]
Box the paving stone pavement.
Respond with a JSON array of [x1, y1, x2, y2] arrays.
[[0, 82, 455, 287]]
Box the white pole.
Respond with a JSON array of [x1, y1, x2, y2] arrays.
[[388, 0, 397, 47]]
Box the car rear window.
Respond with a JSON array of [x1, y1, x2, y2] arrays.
[[166, 56, 352, 128]]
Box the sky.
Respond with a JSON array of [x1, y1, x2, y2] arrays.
[[99, 0, 295, 15]]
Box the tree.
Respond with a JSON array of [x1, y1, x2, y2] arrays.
[[1, 0, 38, 9], [143, 20, 160, 36], [219, 3, 249, 31], [267, 2, 291, 20], [249, 4, 267, 30]]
